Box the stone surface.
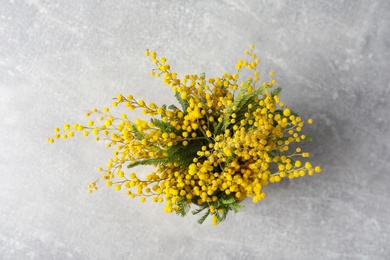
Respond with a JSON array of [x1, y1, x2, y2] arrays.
[[1, 0, 389, 259]]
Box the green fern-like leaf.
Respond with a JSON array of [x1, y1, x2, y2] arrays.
[[199, 73, 206, 87], [221, 197, 236, 205], [127, 157, 168, 169], [175, 92, 189, 112], [175, 197, 191, 217], [214, 212, 223, 223], [213, 120, 224, 136], [229, 203, 245, 213], [222, 82, 268, 131], [225, 154, 236, 164], [191, 206, 207, 215], [271, 86, 282, 97], [197, 210, 210, 224], [166, 139, 205, 170], [168, 104, 181, 112], [132, 123, 145, 140], [150, 118, 174, 133]]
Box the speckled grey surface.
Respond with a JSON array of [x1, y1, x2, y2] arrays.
[[1, 1, 390, 259]]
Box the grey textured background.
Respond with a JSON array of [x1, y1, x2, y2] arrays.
[[1, 1, 389, 259]]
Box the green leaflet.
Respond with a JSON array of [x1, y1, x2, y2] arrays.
[[168, 104, 181, 112], [166, 139, 205, 170], [199, 73, 206, 87], [131, 123, 145, 140], [174, 92, 189, 113], [190, 193, 244, 224], [230, 204, 244, 214], [222, 81, 268, 131], [175, 197, 191, 217], [191, 206, 208, 215], [271, 86, 282, 97], [213, 120, 224, 136], [150, 118, 174, 133], [197, 210, 210, 224], [221, 197, 236, 204], [127, 157, 168, 169]]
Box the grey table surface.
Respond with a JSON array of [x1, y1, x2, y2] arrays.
[[1, 1, 389, 259]]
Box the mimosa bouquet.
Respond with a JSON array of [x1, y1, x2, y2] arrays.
[[48, 45, 321, 225]]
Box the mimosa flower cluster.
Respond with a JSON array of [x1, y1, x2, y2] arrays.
[[48, 45, 321, 225]]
